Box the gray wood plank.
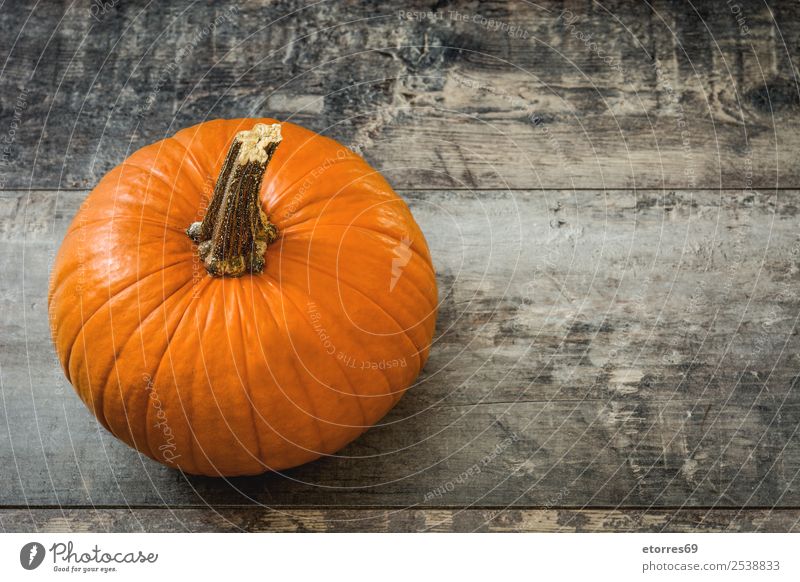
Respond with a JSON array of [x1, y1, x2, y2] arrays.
[[2, 188, 800, 507], [0, 0, 798, 189], [1, 508, 798, 532]]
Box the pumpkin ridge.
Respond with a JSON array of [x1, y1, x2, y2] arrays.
[[118, 161, 201, 219], [277, 255, 424, 399], [252, 277, 329, 456], [277, 285, 372, 430], [273, 275, 398, 402], [142, 276, 223, 474], [125, 128, 211, 191], [183, 282, 295, 475], [97, 274, 205, 451], [266, 156, 368, 211], [55, 253, 192, 347], [231, 283, 266, 470], [282, 223, 436, 296], [270, 161, 394, 221], [134, 277, 216, 473], [128, 278, 204, 467], [277, 250, 432, 352], [60, 259, 194, 382], [274, 187, 397, 231], [166, 134, 214, 190], [87, 271, 197, 432]]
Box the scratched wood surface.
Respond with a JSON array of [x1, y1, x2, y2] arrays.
[[2, 0, 800, 532], [2, 508, 799, 533], [0, 0, 798, 190]]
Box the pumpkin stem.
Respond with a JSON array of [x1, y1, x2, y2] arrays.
[[186, 123, 282, 277]]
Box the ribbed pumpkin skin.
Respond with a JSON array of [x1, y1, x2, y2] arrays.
[[47, 118, 437, 476]]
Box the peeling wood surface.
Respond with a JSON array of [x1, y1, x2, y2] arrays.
[[2, 508, 799, 533], [0, 0, 798, 190], [1, 0, 800, 532]]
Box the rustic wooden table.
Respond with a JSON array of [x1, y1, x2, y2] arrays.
[[1, 0, 800, 532]]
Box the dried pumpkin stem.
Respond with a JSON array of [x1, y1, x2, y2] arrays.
[[187, 123, 282, 277]]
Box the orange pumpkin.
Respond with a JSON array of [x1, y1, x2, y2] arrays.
[[48, 118, 437, 476]]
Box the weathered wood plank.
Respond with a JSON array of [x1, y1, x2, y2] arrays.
[[1, 508, 798, 532], [0, 0, 798, 189], [1, 188, 800, 507]]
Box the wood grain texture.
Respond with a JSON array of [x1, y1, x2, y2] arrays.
[[2, 508, 799, 533], [0, 0, 798, 189], [2, 188, 799, 510]]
